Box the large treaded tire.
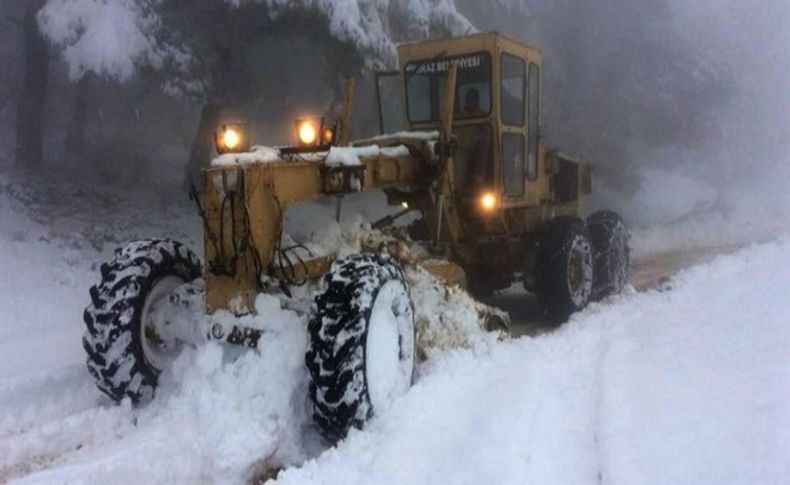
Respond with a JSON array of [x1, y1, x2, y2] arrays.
[[306, 253, 415, 443], [535, 217, 594, 322], [83, 239, 201, 403], [588, 211, 630, 299]]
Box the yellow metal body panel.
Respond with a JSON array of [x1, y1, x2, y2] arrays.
[[203, 152, 420, 313]]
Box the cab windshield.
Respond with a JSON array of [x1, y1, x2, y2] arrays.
[[404, 52, 492, 123]]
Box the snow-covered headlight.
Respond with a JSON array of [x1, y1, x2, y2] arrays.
[[214, 123, 249, 154]]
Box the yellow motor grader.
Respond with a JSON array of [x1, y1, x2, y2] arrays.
[[82, 32, 628, 441]]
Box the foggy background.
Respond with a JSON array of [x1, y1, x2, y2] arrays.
[[1, 0, 788, 234]]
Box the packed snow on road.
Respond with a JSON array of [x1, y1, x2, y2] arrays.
[[0, 174, 788, 484]]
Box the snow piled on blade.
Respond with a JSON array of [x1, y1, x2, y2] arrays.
[[407, 266, 498, 354], [276, 239, 790, 485]]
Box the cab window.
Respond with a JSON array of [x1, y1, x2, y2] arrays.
[[405, 52, 492, 123], [501, 54, 525, 126]]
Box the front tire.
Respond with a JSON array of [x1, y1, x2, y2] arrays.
[[83, 239, 201, 403], [535, 217, 594, 322], [306, 254, 415, 442]]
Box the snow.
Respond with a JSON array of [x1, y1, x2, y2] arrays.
[[40, 0, 475, 84], [1, 169, 789, 483], [277, 239, 790, 484], [325, 145, 379, 167], [39, 0, 164, 81], [597, 165, 790, 262], [211, 145, 282, 167], [210, 144, 412, 168], [354, 131, 440, 144]]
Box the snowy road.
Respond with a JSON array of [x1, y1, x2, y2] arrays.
[[276, 240, 790, 484], [1, 177, 788, 484]]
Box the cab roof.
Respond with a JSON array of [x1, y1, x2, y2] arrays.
[[397, 31, 543, 66]]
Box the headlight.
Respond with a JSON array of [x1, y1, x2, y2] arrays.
[[298, 120, 317, 145], [214, 123, 249, 154], [223, 129, 240, 150], [480, 192, 498, 212], [294, 117, 337, 149], [323, 127, 335, 145]]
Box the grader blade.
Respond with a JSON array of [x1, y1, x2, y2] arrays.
[[418, 259, 510, 334]]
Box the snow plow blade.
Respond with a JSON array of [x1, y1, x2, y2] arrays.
[[420, 259, 468, 289], [419, 259, 510, 334]]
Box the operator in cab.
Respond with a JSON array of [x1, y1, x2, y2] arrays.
[[460, 88, 486, 118]]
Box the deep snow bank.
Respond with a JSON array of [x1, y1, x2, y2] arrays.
[[276, 239, 790, 485]]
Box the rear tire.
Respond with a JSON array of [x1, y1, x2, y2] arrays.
[[535, 217, 594, 322], [83, 239, 201, 403], [306, 254, 415, 442], [588, 211, 630, 299]]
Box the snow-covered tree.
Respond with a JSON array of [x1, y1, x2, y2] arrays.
[[38, 0, 475, 182], [38, 0, 474, 86]]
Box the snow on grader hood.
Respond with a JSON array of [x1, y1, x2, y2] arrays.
[[80, 32, 629, 443]]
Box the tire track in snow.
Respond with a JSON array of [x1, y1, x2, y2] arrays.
[[0, 400, 136, 482]]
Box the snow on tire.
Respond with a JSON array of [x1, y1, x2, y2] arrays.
[[306, 253, 415, 442], [588, 210, 630, 299], [83, 239, 201, 404], [536, 217, 594, 322]]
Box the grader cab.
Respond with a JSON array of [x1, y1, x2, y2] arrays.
[[81, 33, 629, 442]]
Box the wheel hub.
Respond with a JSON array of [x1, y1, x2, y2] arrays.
[[365, 280, 415, 413], [140, 276, 187, 371]]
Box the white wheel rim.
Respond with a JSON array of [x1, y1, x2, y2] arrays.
[[140, 276, 185, 371], [365, 280, 415, 413]]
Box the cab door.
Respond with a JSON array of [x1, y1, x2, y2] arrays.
[[499, 52, 528, 202], [375, 70, 404, 135]]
